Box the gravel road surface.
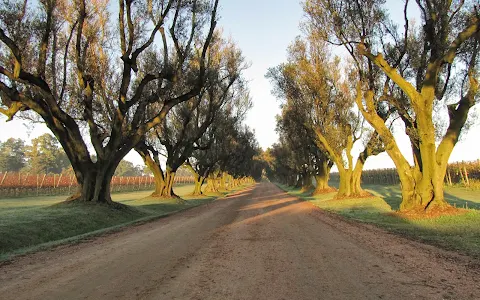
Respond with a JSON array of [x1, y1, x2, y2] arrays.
[[1, 182, 479, 299]]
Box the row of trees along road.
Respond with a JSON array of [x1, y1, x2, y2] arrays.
[[0, 0, 260, 205], [268, 0, 479, 213], [134, 31, 257, 199]]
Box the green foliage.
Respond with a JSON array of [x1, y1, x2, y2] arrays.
[[0, 138, 26, 172], [24, 133, 70, 174], [0, 0, 222, 203], [0, 134, 71, 174], [188, 109, 261, 181], [114, 160, 143, 177]]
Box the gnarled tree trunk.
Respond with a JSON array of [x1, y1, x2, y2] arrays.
[[136, 146, 166, 197], [300, 173, 314, 192], [336, 168, 353, 198], [294, 174, 303, 188], [312, 160, 333, 195], [162, 166, 179, 199], [67, 158, 120, 205], [353, 84, 453, 212], [204, 173, 219, 193], [192, 174, 205, 196], [219, 172, 228, 191], [351, 134, 383, 197], [358, 33, 478, 213]]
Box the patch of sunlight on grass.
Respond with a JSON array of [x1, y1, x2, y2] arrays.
[[312, 196, 393, 214]]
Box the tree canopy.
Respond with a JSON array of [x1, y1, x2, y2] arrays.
[[0, 137, 26, 172], [0, 0, 222, 203]]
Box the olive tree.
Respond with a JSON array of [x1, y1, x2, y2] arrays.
[[305, 0, 480, 211], [0, 0, 219, 204], [269, 36, 384, 197], [275, 98, 334, 193], [135, 35, 248, 198]]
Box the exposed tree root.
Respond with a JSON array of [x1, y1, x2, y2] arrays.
[[394, 205, 466, 219], [141, 193, 186, 204], [333, 191, 374, 200], [311, 186, 337, 195]]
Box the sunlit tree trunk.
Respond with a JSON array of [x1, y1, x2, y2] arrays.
[[219, 172, 228, 191], [351, 158, 365, 196], [162, 166, 180, 199], [354, 84, 455, 212], [314, 127, 379, 198], [314, 128, 355, 198], [135, 145, 166, 197], [204, 173, 219, 193], [351, 133, 383, 196], [336, 168, 353, 198], [192, 175, 205, 196], [312, 160, 333, 195]]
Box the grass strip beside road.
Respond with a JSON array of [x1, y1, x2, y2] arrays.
[[0, 184, 250, 261], [277, 183, 480, 259]]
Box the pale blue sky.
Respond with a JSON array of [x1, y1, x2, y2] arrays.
[[0, 0, 479, 169], [217, 0, 480, 169], [217, 0, 304, 149]]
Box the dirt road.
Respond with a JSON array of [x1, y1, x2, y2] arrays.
[[1, 183, 479, 299]]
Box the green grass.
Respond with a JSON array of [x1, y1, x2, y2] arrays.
[[0, 184, 250, 260], [278, 183, 480, 258]]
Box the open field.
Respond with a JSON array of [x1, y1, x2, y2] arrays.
[[277, 183, 480, 258], [0, 184, 249, 260]]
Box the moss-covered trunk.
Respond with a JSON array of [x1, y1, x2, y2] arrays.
[[397, 155, 450, 212], [162, 167, 178, 198], [336, 168, 352, 198], [219, 172, 228, 191], [351, 150, 370, 197], [396, 101, 450, 212], [146, 161, 166, 197], [136, 146, 166, 197], [313, 160, 333, 195], [204, 174, 219, 193], [396, 165, 450, 212], [357, 45, 477, 213], [314, 127, 367, 198], [192, 174, 205, 196]]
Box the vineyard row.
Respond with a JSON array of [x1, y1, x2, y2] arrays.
[[0, 172, 194, 198], [330, 160, 480, 187]]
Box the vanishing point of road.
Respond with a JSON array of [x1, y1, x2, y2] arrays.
[[1, 183, 479, 299]]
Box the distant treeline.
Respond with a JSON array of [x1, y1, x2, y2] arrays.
[[0, 134, 149, 177]]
